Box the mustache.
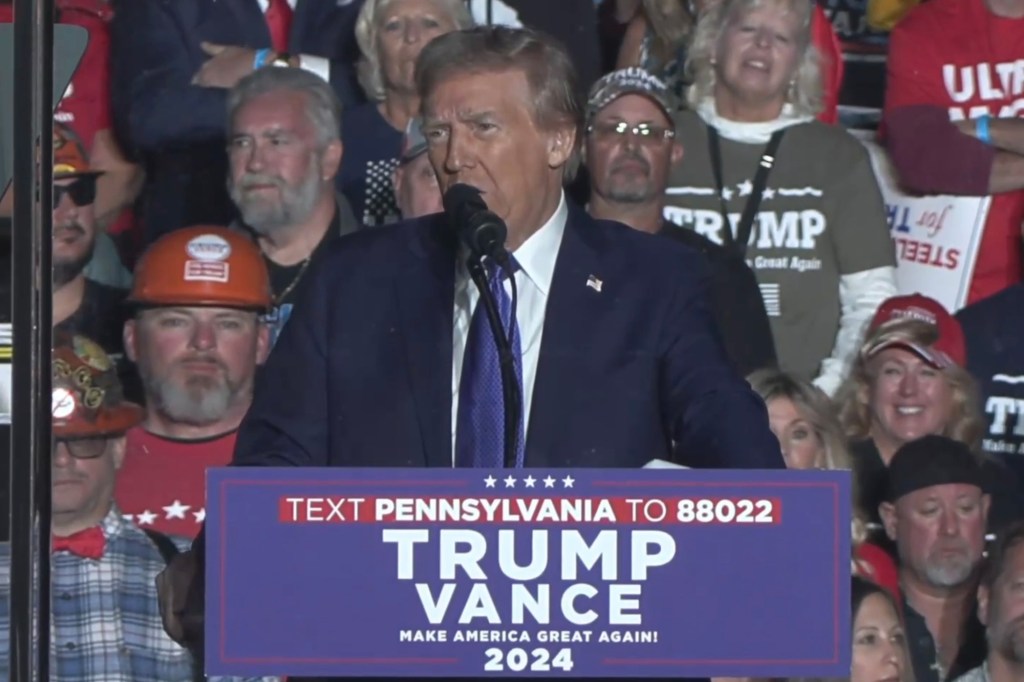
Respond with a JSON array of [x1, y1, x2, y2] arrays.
[[53, 221, 85, 238], [610, 151, 651, 174], [238, 173, 285, 190], [52, 469, 87, 483], [175, 354, 228, 372], [930, 540, 970, 556]]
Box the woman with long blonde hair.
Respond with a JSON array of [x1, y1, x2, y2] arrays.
[[748, 369, 900, 599]]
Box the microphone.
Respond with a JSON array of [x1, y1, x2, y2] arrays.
[[442, 183, 508, 262], [443, 182, 522, 469]]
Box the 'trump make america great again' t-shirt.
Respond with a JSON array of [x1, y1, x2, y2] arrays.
[[884, 0, 1024, 304], [663, 113, 895, 382]]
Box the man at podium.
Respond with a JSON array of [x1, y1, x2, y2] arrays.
[[228, 26, 782, 473], [159, 25, 783, 664]]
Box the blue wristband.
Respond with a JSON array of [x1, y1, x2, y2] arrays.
[[976, 115, 991, 144], [253, 48, 270, 70]]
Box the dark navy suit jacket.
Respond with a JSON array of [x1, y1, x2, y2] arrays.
[[233, 203, 784, 469], [109, 0, 364, 241]]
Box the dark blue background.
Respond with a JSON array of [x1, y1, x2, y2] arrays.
[[205, 468, 852, 678]]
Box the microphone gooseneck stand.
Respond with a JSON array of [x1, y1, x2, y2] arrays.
[[466, 252, 522, 470], [443, 182, 523, 469]]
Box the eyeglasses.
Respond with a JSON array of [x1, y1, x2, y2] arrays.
[[54, 437, 109, 459], [49, 177, 96, 208], [587, 121, 676, 144]]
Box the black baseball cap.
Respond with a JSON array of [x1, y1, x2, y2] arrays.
[[886, 435, 986, 502]]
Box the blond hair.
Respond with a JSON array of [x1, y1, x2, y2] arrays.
[[642, 0, 696, 66], [355, 0, 475, 101], [835, 318, 985, 450], [685, 0, 823, 117], [748, 369, 876, 584], [748, 368, 851, 471]]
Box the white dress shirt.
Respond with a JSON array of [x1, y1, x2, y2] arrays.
[[254, 0, 331, 83], [451, 193, 568, 464]]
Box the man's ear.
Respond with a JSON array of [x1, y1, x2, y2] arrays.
[[110, 435, 127, 471], [123, 319, 138, 364], [977, 583, 991, 626], [255, 323, 271, 365], [321, 140, 343, 182], [879, 501, 898, 541], [547, 124, 576, 169], [393, 165, 405, 201], [670, 141, 684, 167]]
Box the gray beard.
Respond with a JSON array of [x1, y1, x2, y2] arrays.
[[147, 376, 233, 426], [921, 554, 975, 588], [605, 184, 655, 204], [229, 159, 322, 236]]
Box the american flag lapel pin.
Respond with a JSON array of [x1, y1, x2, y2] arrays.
[[586, 275, 603, 293]]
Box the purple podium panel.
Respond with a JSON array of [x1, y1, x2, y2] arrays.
[[205, 467, 851, 678]]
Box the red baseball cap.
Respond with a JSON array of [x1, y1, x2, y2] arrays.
[[863, 293, 966, 368]]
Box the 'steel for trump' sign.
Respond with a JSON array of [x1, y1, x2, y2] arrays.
[[205, 468, 851, 678]]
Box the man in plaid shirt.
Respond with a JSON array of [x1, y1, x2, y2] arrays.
[[0, 332, 274, 682]]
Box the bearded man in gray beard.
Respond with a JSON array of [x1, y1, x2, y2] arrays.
[[224, 67, 360, 348], [114, 226, 272, 536], [881, 436, 992, 682]]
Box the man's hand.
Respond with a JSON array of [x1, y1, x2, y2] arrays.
[[191, 42, 257, 89], [156, 549, 201, 646]]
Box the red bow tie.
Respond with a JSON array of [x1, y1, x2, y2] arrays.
[[52, 527, 105, 559]]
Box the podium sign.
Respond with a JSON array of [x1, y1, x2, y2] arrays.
[[206, 467, 852, 678]]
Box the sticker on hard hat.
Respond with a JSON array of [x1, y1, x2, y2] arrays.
[[184, 261, 230, 283], [52, 387, 77, 419], [186, 234, 232, 262]]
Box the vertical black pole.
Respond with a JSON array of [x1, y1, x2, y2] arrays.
[[10, 0, 53, 678]]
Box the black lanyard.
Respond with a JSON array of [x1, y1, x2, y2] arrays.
[[707, 126, 786, 258]]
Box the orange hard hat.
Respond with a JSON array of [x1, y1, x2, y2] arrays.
[[52, 332, 143, 438], [129, 226, 273, 312]]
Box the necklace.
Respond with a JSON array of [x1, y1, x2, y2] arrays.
[[273, 256, 312, 307]]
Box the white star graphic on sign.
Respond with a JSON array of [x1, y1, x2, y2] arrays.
[[504, 475, 517, 488], [484, 475, 497, 488], [762, 187, 776, 200], [193, 509, 206, 523], [523, 475, 537, 488], [562, 476, 575, 489], [136, 510, 158, 526], [737, 179, 753, 196], [721, 187, 734, 201], [163, 500, 191, 520], [543, 476, 556, 488]]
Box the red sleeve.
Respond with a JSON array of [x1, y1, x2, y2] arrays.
[[811, 5, 843, 125]]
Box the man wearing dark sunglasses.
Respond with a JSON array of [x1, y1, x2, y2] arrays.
[[51, 123, 140, 402]]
